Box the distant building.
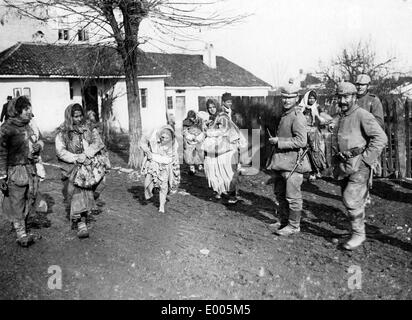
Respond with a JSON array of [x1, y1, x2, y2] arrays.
[[0, 42, 271, 134], [152, 43, 271, 129], [300, 73, 326, 91]]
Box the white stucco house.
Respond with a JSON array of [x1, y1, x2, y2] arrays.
[[0, 42, 272, 135], [149, 44, 272, 129], [0, 42, 169, 135]]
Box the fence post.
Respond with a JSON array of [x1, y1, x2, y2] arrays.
[[381, 97, 388, 177], [405, 99, 411, 178], [385, 98, 394, 174], [394, 98, 405, 178]]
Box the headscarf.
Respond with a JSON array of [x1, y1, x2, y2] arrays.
[[183, 110, 198, 127], [7, 97, 32, 126], [57, 103, 86, 134], [206, 98, 220, 122], [147, 125, 179, 156], [56, 103, 93, 148], [299, 90, 321, 126]]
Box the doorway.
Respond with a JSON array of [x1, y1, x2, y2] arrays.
[[175, 96, 186, 128], [83, 85, 99, 120]]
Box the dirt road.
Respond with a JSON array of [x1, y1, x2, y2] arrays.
[[0, 147, 411, 300]]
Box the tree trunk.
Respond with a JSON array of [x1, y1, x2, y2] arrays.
[[124, 60, 143, 169], [101, 94, 112, 144], [104, 2, 146, 169]]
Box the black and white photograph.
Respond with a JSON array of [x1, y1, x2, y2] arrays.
[[0, 0, 411, 303]]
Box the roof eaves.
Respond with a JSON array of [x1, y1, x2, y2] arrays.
[[0, 42, 23, 67]]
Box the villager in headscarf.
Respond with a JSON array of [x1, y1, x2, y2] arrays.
[[205, 98, 220, 128], [0, 96, 43, 247], [139, 125, 180, 213], [55, 103, 110, 239], [182, 110, 205, 175], [299, 90, 332, 181], [202, 93, 246, 204]]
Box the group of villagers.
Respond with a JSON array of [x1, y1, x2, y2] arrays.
[[0, 90, 331, 247], [0, 97, 110, 246], [139, 92, 247, 213]]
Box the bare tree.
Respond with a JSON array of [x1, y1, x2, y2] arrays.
[[319, 40, 397, 95], [1, 0, 249, 168]]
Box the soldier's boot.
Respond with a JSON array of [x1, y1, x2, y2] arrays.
[[343, 218, 366, 250], [270, 206, 287, 229], [14, 222, 34, 247], [275, 210, 301, 236], [77, 217, 89, 239]]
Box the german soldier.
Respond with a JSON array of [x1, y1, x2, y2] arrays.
[[356, 74, 385, 190], [355, 74, 384, 129], [267, 84, 311, 236], [333, 82, 387, 250]]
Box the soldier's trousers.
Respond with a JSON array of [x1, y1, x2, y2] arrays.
[[273, 171, 303, 213], [340, 161, 371, 219]]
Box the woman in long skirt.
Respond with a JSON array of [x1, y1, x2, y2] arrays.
[[55, 103, 109, 238], [203, 93, 246, 204], [140, 125, 180, 213]]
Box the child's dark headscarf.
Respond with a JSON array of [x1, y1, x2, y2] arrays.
[[183, 110, 198, 127], [7, 96, 32, 126]]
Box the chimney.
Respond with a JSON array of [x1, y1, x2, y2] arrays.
[[203, 43, 216, 69], [32, 30, 46, 43]]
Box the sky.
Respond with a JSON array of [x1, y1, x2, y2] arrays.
[[0, 0, 411, 87], [140, 0, 412, 87]]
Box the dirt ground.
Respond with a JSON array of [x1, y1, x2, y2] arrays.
[[0, 141, 411, 300]]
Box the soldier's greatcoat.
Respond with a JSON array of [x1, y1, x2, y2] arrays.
[[334, 104, 387, 179], [357, 93, 385, 128], [267, 106, 311, 173]]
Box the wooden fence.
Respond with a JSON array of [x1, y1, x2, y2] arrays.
[[228, 95, 412, 178]]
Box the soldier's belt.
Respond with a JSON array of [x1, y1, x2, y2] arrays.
[[343, 146, 365, 158], [275, 148, 300, 153]]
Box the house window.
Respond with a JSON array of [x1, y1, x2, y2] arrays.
[[78, 29, 89, 42], [13, 88, 22, 98], [176, 96, 186, 109], [58, 29, 69, 40], [23, 88, 31, 99], [140, 89, 147, 109], [167, 96, 173, 110]]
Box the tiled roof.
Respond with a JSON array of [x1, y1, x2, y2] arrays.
[[0, 42, 167, 77], [0, 42, 271, 88], [147, 52, 271, 87]]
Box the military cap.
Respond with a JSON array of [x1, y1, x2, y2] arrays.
[[336, 82, 357, 95], [355, 74, 371, 85], [280, 83, 300, 97], [222, 92, 232, 102]]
